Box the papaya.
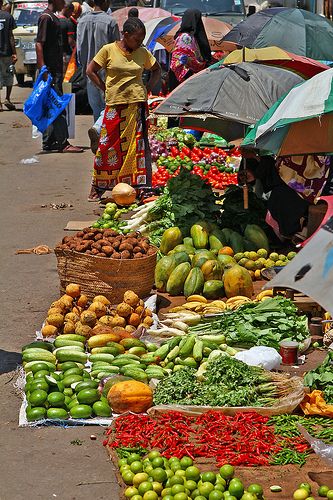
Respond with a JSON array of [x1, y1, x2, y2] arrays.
[[203, 280, 225, 299], [201, 259, 222, 281], [160, 227, 183, 255], [154, 255, 176, 291], [243, 238, 258, 251], [209, 234, 224, 251], [191, 250, 216, 268], [223, 264, 254, 299], [217, 254, 237, 270], [184, 268, 205, 298], [193, 220, 211, 232], [220, 228, 233, 246], [173, 251, 191, 265], [170, 244, 195, 255], [244, 224, 269, 251], [183, 237, 194, 247], [229, 231, 245, 253], [166, 262, 191, 296], [190, 224, 209, 249]]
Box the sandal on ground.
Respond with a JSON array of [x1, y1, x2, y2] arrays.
[[4, 99, 16, 111], [62, 144, 84, 153]]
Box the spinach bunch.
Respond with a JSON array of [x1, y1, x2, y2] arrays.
[[303, 352, 333, 403]]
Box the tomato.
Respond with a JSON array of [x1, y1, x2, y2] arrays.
[[170, 146, 179, 157], [181, 146, 191, 156]]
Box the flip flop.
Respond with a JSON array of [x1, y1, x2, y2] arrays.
[[4, 100, 16, 111], [62, 144, 84, 153]]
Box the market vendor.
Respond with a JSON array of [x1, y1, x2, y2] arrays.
[[239, 151, 331, 240]]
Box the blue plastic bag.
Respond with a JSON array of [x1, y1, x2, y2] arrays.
[[24, 66, 72, 133]]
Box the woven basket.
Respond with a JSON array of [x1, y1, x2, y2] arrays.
[[55, 247, 157, 303]]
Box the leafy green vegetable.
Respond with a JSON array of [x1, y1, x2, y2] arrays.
[[303, 352, 333, 403], [189, 297, 309, 351]]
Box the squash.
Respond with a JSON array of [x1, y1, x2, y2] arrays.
[[107, 380, 153, 414], [111, 183, 136, 206], [223, 264, 253, 299]]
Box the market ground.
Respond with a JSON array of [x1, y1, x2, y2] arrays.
[[0, 84, 120, 500]]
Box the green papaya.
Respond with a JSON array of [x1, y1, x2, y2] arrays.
[[203, 280, 225, 299], [160, 227, 183, 255], [220, 228, 233, 246], [191, 224, 209, 249], [173, 251, 191, 265], [229, 231, 245, 253], [191, 250, 216, 269], [209, 234, 224, 251], [154, 255, 176, 291], [184, 267, 205, 297], [170, 244, 195, 255], [166, 262, 191, 296], [201, 259, 222, 281], [183, 237, 194, 247], [217, 254, 237, 270], [244, 224, 269, 251]]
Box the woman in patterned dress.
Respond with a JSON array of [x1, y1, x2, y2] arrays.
[[86, 17, 161, 201], [169, 9, 213, 91]]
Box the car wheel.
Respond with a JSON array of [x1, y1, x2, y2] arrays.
[[16, 73, 25, 86]]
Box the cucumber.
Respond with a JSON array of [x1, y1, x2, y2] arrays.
[[22, 349, 56, 364], [47, 408, 68, 419], [95, 370, 120, 380], [77, 388, 100, 405], [54, 346, 85, 354], [89, 353, 115, 364], [24, 361, 56, 373], [62, 374, 84, 387], [116, 354, 142, 362], [70, 404, 92, 419], [121, 367, 148, 382], [91, 367, 119, 378], [54, 338, 85, 349], [57, 362, 84, 371], [63, 367, 83, 377], [90, 347, 121, 356], [55, 351, 87, 364], [56, 334, 86, 343], [111, 358, 141, 368], [22, 341, 53, 352]]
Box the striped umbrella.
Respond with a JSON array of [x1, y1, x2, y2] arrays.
[[242, 68, 333, 156], [144, 17, 179, 52]]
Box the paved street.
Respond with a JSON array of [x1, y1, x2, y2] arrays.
[[0, 83, 119, 499]]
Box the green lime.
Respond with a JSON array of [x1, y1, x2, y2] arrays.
[[124, 486, 139, 498], [131, 461, 144, 474], [318, 486, 329, 497], [151, 457, 165, 468], [199, 482, 215, 497], [128, 453, 142, 465], [180, 456, 193, 469], [219, 465, 234, 480], [186, 466, 201, 482], [122, 470, 135, 485], [150, 467, 167, 483], [138, 481, 153, 495], [228, 479, 244, 499], [202, 472, 216, 484]]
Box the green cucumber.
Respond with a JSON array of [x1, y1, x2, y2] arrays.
[[89, 353, 115, 364], [22, 341, 53, 352], [54, 338, 85, 349], [56, 334, 86, 343], [55, 351, 87, 364]]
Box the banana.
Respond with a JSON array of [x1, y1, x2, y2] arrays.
[[187, 295, 208, 303], [185, 302, 206, 310], [203, 307, 225, 314], [226, 296, 252, 304], [209, 300, 226, 310], [260, 296, 273, 302], [256, 289, 273, 301], [169, 306, 188, 313]]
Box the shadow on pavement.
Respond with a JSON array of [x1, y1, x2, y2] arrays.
[[0, 349, 22, 375]]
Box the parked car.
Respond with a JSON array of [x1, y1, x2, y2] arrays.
[[12, 1, 47, 85]]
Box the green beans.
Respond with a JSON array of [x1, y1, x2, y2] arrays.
[[270, 448, 309, 467]]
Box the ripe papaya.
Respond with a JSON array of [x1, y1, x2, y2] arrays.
[[191, 250, 216, 268], [244, 224, 269, 251], [203, 280, 225, 299], [229, 230, 245, 253], [190, 224, 209, 249], [154, 255, 176, 291], [201, 259, 222, 281], [223, 264, 254, 299], [166, 262, 191, 296], [217, 254, 236, 270], [184, 267, 205, 297], [160, 227, 183, 255]]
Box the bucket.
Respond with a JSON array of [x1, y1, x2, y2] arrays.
[[279, 341, 299, 365]]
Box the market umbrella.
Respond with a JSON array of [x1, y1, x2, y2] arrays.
[[156, 17, 232, 52], [144, 17, 179, 52], [242, 68, 333, 155], [112, 7, 173, 30], [154, 62, 304, 141], [222, 46, 329, 79], [221, 8, 333, 61]]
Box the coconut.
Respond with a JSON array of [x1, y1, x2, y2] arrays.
[[144, 308, 152, 317], [116, 302, 133, 318], [88, 301, 107, 318], [123, 290, 140, 307], [111, 183, 136, 206], [80, 310, 97, 327], [135, 306, 144, 316], [63, 321, 76, 334], [75, 321, 92, 338], [65, 283, 81, 298], [72, 306, 83, 315], [47, 313, 64, 328], [77, 294, 89, 308], [42, 325, 58, 337], [93, 295, 111, 306], [50, 300, 66, 313]]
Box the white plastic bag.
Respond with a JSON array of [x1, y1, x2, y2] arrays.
[[235, 346, 282, 370]]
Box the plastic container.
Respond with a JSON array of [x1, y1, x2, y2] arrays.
[[279, 340, 299, 365]]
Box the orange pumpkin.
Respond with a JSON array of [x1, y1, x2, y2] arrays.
[[107, 380, 153, 414]]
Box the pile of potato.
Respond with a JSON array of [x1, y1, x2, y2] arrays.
[[57, 228, 156, 259], [42, 284, 153, 338]]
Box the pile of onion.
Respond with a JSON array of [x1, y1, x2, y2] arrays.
[[111, 183, 136, 206]]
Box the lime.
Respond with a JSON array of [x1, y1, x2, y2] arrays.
[[145, 465, 153, 475], [161, 488, 172, 497], [278, 254, 287, 261], [163, 496, 174, 500], [257, 249, 268, 258], [169, 475, 184, 486], [209, 491, 224, 500], [219, 465, 234, 480], [326, 491, 333, 500], [216, 476, 226, 487], [249, 251, 258, 261], [133, 473, 149, 487], [247, 484, 263, 497], [228, 479, 244, 499], [186, 466, 201, 482], [142, 491, 158, 500], [191, 489, 200, 499], [234, 253, 244, 262], [175, 470, 186, 478], [148, 450, 161, 460], [287, 251, 296, 260], [131, 461, 144, 474], [120, 465, 130, 473], [265, 259, 275, 268], [293, 489, 309, 500], [199, 482, 215, 498], [47, 392, 65, 407], [150, 468, 167, 483], [171, 484, 186, 495], [125, 486, 139, 498], [318, 486, 329, 497], [180, 456, 193, 469], [174, 493, 188, 500], [122, 471, 135, 485], [299, 484, 311, 494], [193, 496, 207, 500], [119, 458, 128, 467], [171, 462, 182, 473], [202, 472, 216, 484], [128, 453, 142, 465], [240, 493, 256, 500], [214, 483, 225, 492], [185, 480, 198, 491], [166, 469, 174, 479], [305, 497, 315, 500], [138, 481, 154, 496], [151, 457, 165, 469], [168, 456, 180, 463], [269, 252, 279, 262], [29, 389, 48, 406], [151, 482, 163, 494]]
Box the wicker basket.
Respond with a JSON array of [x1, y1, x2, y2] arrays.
[[55, 247, 157, 303]]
